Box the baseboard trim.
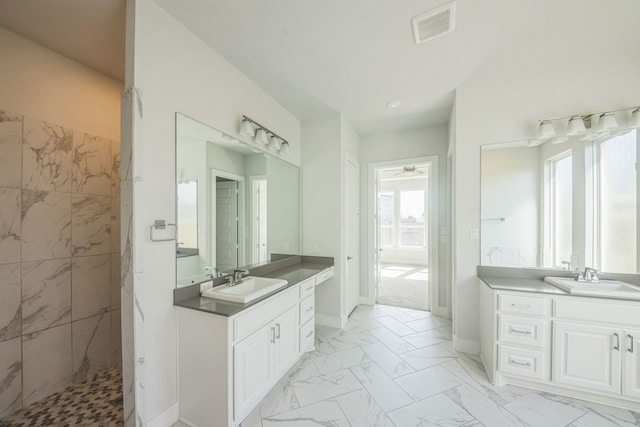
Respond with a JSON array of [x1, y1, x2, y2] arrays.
[[359, 296, 376, 306], [147, 401, 179, 427], [431, 306, 448, 318], [453, 337, 480, 354], [315, 314, 344, 328]]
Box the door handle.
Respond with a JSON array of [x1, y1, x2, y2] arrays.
[[271, 327, 276, 343], [613, 333, 620, 351], [629, 334, 635, 353], [276, 323, 281, 339]]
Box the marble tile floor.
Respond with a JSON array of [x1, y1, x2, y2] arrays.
[[220, 304, 640, 427], [0, 367, 123, 427]]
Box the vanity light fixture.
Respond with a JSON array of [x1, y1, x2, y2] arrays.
[[280, 141, 290, 155], [598, 112, 618, 130], [255, 128, 269, 145], [566, 116, 586, 135], [239, 115, 290, 155], [268, 135, 281, 152], [630, 108, 640, 127], [538, 120, 555, 138], [239, 118, 255, 137]]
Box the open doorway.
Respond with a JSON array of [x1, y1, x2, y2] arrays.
[[212, 170, 245, 272], [369, 158, 438, 312]]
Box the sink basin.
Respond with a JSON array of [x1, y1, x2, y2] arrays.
[[544, 276, 640, 300], [201, 276, 288, 303]]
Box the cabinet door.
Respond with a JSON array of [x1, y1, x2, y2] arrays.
[[553, 321, 621, 395], [623, 328, 640, 399], [234, 323, 273, 420], [273, 305, 300, 378]]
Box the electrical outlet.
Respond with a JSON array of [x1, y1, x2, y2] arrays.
[[313, 244, 319, 254], [469, 228, 479, 240]]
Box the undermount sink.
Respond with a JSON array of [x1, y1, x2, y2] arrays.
[[544, 276, 640, 300], [201, 276, 288, 303]]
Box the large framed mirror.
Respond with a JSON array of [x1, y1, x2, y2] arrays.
[[481, 126, 639, 274], [176, 113, 300, 287]]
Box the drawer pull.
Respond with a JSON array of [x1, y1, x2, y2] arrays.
[[271, 327, 276, 343], [306, 285, 314, 291], [305, 306, 314, 312], [305, 330, 313, 338], [276, 323, 281, 339], [628, 334, 634, 353], [511, 303, 532, 309], [613, 333, 620, 351], [510, 328, 532, 335], [510, 359, 532, 367]]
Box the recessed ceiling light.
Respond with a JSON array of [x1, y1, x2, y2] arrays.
[[386, 100, 401, 109]]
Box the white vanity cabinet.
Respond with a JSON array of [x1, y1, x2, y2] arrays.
[[178, 266, 333, 427], [234, 304, 299, 419], [496, 293, 550, 382], [480, 284, 640, 411], [552, 298, 640, 401]]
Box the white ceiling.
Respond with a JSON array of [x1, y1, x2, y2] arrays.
[[1, 0, 639, 135]]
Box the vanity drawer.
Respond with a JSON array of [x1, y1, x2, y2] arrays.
[[498, 345, 547, 381], [299, 277, 315, 299], [553, 298, 640, 327], [300, 318, 315, 351], [498, 315, 546, 348], [234, 285, 298, 342], [300, 294, 315, 325], [315, 267, 334, 285], [499, 294, 547, 317]]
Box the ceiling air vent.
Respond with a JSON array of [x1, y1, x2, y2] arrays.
[[411, 1, 456, 44]]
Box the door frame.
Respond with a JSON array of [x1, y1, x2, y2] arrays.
[[366, 156, 440, 313], [211, 168, 246, 270], [344, 153, 360, 319]]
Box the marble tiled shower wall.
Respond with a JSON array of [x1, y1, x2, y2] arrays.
[[0, 108, 122, 418]]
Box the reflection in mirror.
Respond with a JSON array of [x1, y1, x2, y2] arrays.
[[481, 128, 639, 274], [177, 179, 198, 256], [176, 113, 300, 287]]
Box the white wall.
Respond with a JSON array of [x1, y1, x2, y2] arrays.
[[127, 0, 301, 423], [359, 126, 449, 310], [453, 40, 640, 352], [301, 115, 343, 325]]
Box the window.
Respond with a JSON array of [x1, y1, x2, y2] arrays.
[[400, 190, 426, 247], [544, 151, 572, 268], [598, 130, 637, 273], [379, 192, 394, 247], [378, 186, 427, 248]]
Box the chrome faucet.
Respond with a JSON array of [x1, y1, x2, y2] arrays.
[[226, 269, 250, 287], [576, 266, 600, 283]]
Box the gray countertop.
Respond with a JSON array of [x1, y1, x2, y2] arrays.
[[174, 257, 333, 317], [478, 275, 567, 295], [477, 265, 640, 299]]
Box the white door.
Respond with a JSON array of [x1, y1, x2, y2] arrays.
[[553, 321, 621, 394], [346, 157, 360, 316], [216, 180, 238, 272], [623, 328, 640, 398], [251, 178, 268, 264]]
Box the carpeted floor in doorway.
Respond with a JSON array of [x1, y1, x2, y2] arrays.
[[377, 264, 429, 311]]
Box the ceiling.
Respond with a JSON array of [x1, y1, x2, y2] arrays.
[[0, 0, 125, 82], [1, 0, 639, 135]]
